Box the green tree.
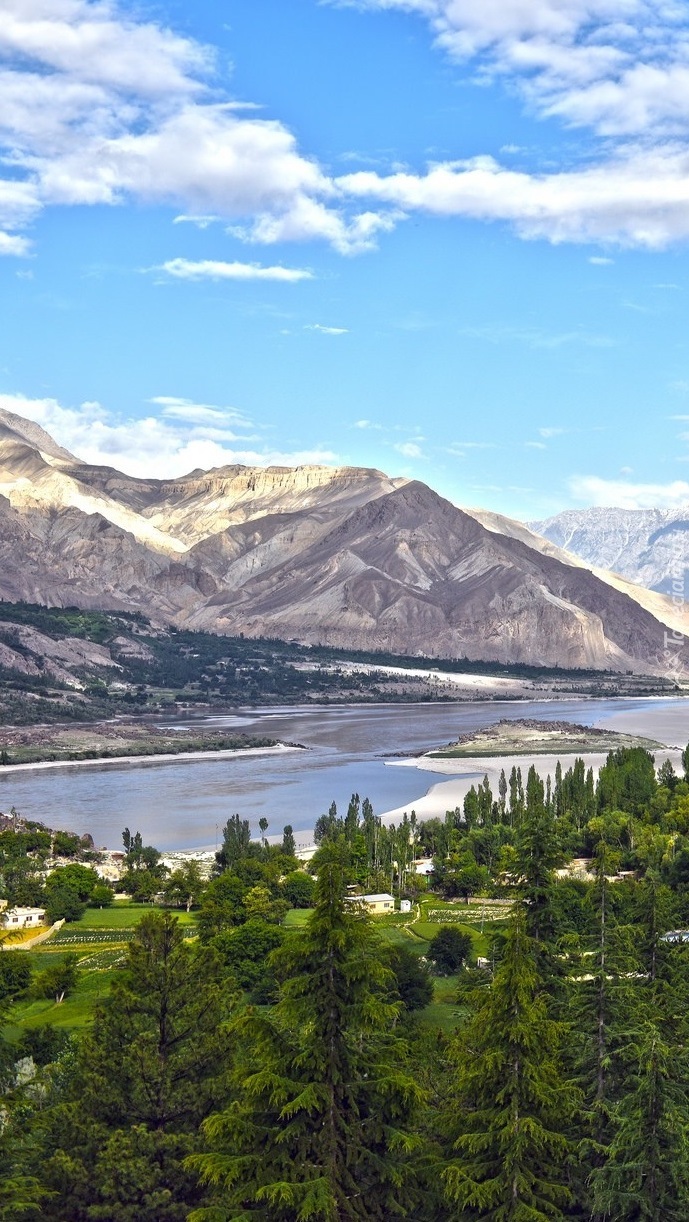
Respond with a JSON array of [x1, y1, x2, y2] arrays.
[[42, 882, 85, 923], [281, 824, 296, 856], [32, 954, 78, 1004], [196, 872, 247, 939], [88, 882, 114, 907], [190, 840, 426, 1220], [39, 912, 233, 1222], [444, 908, 578, 1220], [389, 945, 433, 1011], [216, 814, 252, 871], [212, 917, 285, 991], [282, 869, 315, 908], [163, 860, 205, 911], [427, 926, 473, 975], [589, 1023, 689, 1220]]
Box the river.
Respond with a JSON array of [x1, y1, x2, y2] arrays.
[[1, 697, 688, 851]]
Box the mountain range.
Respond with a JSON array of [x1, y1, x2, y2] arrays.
[[0, 406, 686, 676], [530, 507, 689, 597]]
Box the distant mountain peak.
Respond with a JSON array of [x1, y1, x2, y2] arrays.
[[0, 407, 79, 465]]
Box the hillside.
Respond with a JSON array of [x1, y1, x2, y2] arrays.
[[0, 405, 688, 675]]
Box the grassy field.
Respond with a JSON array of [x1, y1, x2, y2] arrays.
[[4, 902, 198, 1041], [4, 898, 495, 1042]]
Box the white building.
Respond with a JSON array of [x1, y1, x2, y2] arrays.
[[2, 906, 46, 929], [346, 893, 395, 914]]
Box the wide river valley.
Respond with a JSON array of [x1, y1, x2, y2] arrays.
[[3, 698, 689, 851]]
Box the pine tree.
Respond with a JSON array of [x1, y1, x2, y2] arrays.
[[444, 907, 577, 1220], [589, 1023, 689, 1220], [568, 843, 649, 1215], [190, 840, 425, 1220], [38, 913, 232, 1221], [587, 872, 689, 1219]]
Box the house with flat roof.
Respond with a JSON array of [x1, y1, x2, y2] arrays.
[[346, 893, 395, 915], [2, 906, 46, 929]]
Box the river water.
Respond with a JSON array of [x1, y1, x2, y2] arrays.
[[2, 698, 689, 851]]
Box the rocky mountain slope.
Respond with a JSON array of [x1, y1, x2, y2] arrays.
[[0, 405, 686, 675], [530, 507, 689, 596]]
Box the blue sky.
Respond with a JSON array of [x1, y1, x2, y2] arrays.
[[2, 0, 689, 520]]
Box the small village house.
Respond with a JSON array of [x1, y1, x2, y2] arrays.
[[346, 893, 395, 914], [1, 905, 46, 930]]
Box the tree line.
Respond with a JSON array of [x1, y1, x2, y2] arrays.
[[4, 744, 689, 1217]]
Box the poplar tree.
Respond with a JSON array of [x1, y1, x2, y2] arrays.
[[190, 840, 425, 1220]]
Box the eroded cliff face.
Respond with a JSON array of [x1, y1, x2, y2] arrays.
[[0, 405, 686, 674]]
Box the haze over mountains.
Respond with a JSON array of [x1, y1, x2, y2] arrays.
[[531, 508, 689, 597], [0, 406, 686, 676]]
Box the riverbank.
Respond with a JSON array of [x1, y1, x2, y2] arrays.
[[381, 739, 683, 825], [0, 719, 298, 768], [0, 742, 300, 775], [4, 697, 689, 853]]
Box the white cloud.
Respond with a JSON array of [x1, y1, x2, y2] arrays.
[[338, 147, 689, 249], [394, 441, 424, 458], [331, 2, 689, 251], [450, 440, 497, 449], [570, 473, 689, 510], [0, 230, 31, 255], [526, 440, 548, 449], [5, 0, 689, 259], [589, 255, 614, 264], [539, 426, 565, 437], [345, 1, 688, 139], [306, 323, 349, 335], [0, 1, 392, 255], [0, 0, 210, 96], [0, 392, 337, 478], [149, 396, 252, 427], [353, 418, 384, 429], [156, 257, 314, 282], [460, 322, 615, 347]]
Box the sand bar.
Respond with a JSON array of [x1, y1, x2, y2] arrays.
[[0, 742, 299, 776], [379, 746, 683, 824]]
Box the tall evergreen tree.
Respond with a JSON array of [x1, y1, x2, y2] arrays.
[[444, 907, 577, 1220], [190, 840, 425, 1220], [513, 768, 562, 963], [38, 913, 233, 1221], [589, 1023, 689, 1220]]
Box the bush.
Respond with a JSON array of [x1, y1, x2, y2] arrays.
[[0, 952, 32, 1000], [427, 926, 473, 975], [390, 946, 433, 1011], [282, 870, 315, 909]]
